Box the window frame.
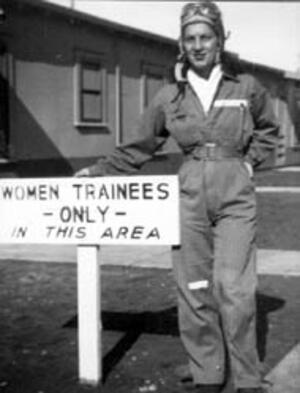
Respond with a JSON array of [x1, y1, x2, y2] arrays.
[[74, 51, 108, 128], [140, 62, 168, 113]]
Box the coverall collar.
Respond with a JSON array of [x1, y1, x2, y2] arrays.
[[174, 61, 239, 84]]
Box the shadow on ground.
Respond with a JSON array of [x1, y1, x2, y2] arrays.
[[63, 292, 285, 382]]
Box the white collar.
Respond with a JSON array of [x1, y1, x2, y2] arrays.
[[187, 64, 222, 86], [187, 65, 222, 113]]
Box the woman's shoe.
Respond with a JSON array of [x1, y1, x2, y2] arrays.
[[174, 363, 193, 382]]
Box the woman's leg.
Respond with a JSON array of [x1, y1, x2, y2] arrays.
[[213, 191, 261, 389], [172, 184, 226, 385]]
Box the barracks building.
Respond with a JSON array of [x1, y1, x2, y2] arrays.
[[0, 0, 299, 177]]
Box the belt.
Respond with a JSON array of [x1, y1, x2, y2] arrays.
[[187, 143, 243, 161]]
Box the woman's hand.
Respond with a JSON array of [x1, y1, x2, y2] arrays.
[[74, 167, 91, 177]]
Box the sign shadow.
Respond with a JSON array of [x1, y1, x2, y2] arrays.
[[63, 306, 178, 381]]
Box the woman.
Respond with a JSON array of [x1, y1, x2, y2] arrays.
[[76, 2, 278, 392]]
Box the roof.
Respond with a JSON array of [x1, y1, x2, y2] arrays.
[[6, 0, 299, 81], [239, 57, 285, 77], [8, 0, 178, 47], [285, 71, 300, 81]]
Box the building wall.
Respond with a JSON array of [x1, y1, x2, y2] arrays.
[[2, 0, 176, 175], [0, 0, 299, 176], [7, 3, 118, 162]]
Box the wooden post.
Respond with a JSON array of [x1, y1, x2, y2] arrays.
[[77, 245, 101, 385]]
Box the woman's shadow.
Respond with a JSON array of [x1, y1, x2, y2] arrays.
[[256, 292, 285, 361]]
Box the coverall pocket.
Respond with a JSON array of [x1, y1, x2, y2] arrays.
[[237, 160, 255, 185], [167, 109, 197, 129], [178, 160, 199, 197], [178, 161, 191, 187]]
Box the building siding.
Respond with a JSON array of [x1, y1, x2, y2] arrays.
[[0, 0, 299, 176]]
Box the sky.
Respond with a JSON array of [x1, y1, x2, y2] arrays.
[[46, 1, 300, 73]]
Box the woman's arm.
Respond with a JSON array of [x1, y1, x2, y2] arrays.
[[75, 88, 169, 177], [244, 76, 279, 169]]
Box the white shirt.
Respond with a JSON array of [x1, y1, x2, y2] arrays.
[[187, 65, 222, 114]]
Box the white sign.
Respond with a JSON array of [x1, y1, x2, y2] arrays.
[[0, 176, 180, 245]]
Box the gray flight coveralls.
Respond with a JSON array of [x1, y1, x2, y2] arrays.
[[88, 65, 279, 389]]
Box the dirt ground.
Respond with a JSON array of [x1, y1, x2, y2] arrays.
[[0, 261, 300, 393], [0, 169, 299, 393], [0, 261, 299, 393]]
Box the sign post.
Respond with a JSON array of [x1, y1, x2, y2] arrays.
[[77, 245, 101, 384], [0, 176, 180, 385]]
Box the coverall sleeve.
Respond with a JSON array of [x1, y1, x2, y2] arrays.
[[88, 89, 169, 176], [245, 77, 279, 168]]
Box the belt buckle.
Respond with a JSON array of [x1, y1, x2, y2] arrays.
[[204, 143, 217, 160]]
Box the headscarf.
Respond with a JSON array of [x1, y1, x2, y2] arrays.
[[180, 1, 225, 48], [175, 1, 226, 82]]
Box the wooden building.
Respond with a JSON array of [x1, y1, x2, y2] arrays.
[[0, 0, 299, 177]]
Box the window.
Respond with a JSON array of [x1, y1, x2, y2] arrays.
[[74, 52, 107, 127], [140, 63, 168, 112], [140, 62, 178, 155]]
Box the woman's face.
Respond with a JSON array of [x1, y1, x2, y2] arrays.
[[181, 22, 220, 78]]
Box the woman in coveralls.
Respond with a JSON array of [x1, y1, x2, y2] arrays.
[[76, 2, 278, 392]]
